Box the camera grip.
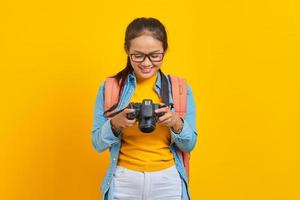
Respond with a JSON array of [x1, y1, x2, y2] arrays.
[[126, 103, 139, 120]]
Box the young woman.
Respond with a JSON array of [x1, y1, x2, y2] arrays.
[[92, 17, 197, 200]]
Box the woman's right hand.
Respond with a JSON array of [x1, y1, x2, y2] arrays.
[[110, 108, 136, 134]]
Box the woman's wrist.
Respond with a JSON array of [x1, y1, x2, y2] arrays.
[[171, 117, 184, 134], [110, 119, 121, 136]]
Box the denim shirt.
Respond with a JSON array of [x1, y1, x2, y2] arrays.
[[92, 72, 197, 200]]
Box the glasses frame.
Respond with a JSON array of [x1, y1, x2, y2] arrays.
[[129, 52, 165, 63]]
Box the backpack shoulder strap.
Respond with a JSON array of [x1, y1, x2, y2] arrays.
[[168, 75, 191, 182], [104, 77, 121, 117], [168, 75, 187, 117]]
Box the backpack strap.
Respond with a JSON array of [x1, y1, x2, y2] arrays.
[[168, 75, 190, 182], [168, 75, 187, 118], [103, 77, 120, 117]]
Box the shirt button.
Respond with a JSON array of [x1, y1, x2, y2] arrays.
[[113, 157, 116, 161]]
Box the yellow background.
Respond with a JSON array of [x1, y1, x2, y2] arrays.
[[1, 0, 300, 199]]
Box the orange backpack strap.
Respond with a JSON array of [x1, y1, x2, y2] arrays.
[[168, 75, 190, 181], [104, 77, 121, 117], [168, 75, 187, 118]]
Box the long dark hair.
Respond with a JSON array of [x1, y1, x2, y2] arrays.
[[112, 17, 168, 97]]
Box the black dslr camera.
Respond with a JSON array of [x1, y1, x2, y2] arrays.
[[127, 99, 167, 133]]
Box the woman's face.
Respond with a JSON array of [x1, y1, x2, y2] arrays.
[[127, 34, 164, 81]]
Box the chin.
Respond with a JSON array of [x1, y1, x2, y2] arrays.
[[135, 67, 159, 80], [139, 70, 158, 79]]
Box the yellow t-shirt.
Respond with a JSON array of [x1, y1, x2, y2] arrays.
[[117, 73, 175, 171]]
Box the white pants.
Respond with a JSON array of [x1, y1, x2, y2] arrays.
[[111, 165, 182, 200]]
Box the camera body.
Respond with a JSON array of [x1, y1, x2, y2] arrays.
[[127, 99, 166, 133]]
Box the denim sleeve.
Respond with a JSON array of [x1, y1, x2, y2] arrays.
[[170, 84, 197, 152], [92, 81, 121, 153]]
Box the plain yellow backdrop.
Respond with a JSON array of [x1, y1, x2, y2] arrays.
[[1, 0, 300, 199]]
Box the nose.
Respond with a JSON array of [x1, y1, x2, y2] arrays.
[[141, 56, 152, 67]]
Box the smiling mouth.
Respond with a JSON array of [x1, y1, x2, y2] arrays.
[[139, 66, 152, 73]]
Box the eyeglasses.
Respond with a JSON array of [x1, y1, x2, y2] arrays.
[[129, 52, 165, 63]]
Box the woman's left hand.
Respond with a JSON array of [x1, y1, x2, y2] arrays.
[[155, 103, 183, 133]]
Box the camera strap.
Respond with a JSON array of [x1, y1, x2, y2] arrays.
[[104, 70, 172, 118], [160, 69, 170, 105]]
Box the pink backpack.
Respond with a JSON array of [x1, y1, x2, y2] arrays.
[[104, 75, 190, 181]]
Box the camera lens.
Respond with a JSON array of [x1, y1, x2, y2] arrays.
[[139, 117, 156, 133]]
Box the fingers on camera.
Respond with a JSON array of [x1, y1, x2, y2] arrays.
[[126, 118, 136, 124], [124, 108, 135, 113], [155, 107, 166, 113]]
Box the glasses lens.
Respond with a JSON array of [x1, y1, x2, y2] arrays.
[[131, 54, 145, 62], [149, 53, 163, 62]]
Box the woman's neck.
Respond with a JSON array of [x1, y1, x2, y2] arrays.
[[136, 73, 158, 85]]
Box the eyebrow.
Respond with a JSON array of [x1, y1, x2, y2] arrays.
[[132, 50, 163, 54]]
